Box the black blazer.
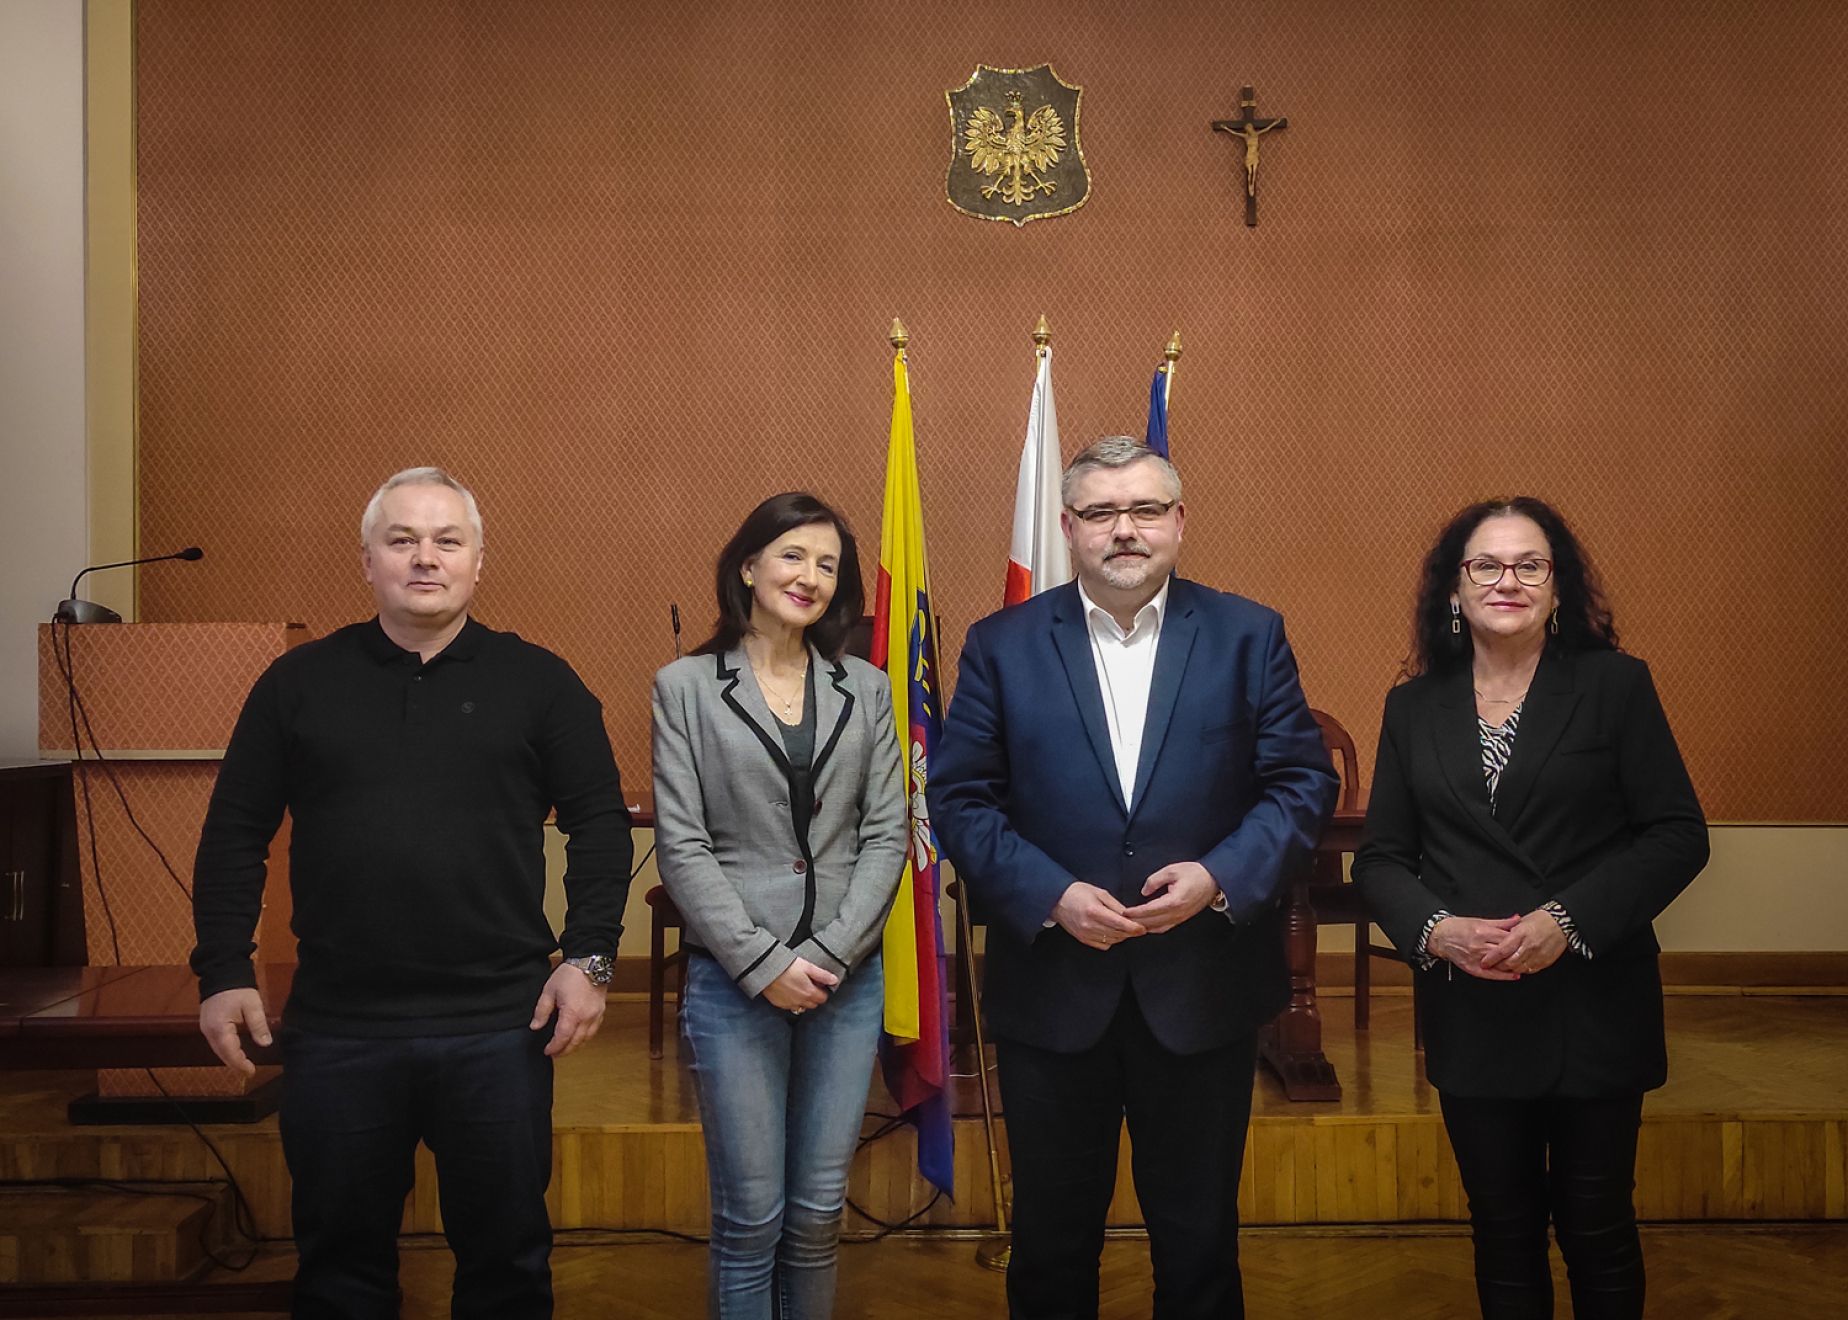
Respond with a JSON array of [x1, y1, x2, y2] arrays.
[[1354, 647, 1708, 1098]]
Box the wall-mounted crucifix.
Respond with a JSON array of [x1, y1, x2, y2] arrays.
[[1211, 86, 1288, 226]]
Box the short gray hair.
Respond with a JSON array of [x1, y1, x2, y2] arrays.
[[360, 467, 484, 546], [1060, 436, 1182, 507]]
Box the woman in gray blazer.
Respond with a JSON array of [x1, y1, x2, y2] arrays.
[[652, 492, 907, 1320]]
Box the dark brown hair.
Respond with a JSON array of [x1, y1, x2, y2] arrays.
[[1406, 496, 1619, 677], [693, 492, 865, 660]]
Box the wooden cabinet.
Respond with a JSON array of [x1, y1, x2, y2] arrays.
[[0, 761, 85, 967]]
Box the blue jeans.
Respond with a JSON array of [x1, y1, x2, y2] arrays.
[[681, 951, 885, 1320], [279, 1025, 554, 1320]]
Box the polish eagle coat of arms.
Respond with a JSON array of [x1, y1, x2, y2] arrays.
[[945, 64, 1090, 227]]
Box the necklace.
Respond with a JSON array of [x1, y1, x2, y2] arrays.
[[752, 660, 808, 721]]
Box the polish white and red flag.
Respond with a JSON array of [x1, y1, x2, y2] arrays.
[[1003, 341, 1071, 605]]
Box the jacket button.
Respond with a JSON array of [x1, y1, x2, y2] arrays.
[[812, 798, 822, 812], [793, 860, 807, 874], [1123, 845, 1135, 857]]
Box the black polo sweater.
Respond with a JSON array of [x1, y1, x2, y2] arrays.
[[190, 617, 633, 1036]]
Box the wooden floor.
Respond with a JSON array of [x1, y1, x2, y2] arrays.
[[2, 992, 1846, 1240], [89, 1224, 1848, 1319]]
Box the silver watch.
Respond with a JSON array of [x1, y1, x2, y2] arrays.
[[562, 954, 614, 986]]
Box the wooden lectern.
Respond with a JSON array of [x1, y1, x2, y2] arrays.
[[37, 621, 305, 1118]]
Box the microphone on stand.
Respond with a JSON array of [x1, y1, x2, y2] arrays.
[[54, 547, 205, 624], [670, 604, 682, 658]]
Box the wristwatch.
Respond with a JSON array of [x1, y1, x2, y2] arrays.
[[562, 954, 615, 986]]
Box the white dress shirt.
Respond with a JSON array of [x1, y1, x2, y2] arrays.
[[1072, 577, 1232, 921], [1076, 579, 1168, 811]]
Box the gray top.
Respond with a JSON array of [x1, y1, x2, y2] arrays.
[[776, 665, 818, 768], [651, 645, 908, 999]]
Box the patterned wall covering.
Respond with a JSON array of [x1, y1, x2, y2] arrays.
[[38, 624, 304, 967], [135, 0, 1848, 821], [38, 623, 304, 755]]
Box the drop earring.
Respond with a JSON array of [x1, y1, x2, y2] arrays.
[[1450, 601, 1461, 635], [1549, 607, 1559, 635]]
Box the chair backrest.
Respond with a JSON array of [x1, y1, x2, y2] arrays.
[[843, 613, 945, 666], [1309, 708, 1360, 813]]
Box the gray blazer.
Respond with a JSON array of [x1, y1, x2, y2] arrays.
[[651, 645, 908, 1000]]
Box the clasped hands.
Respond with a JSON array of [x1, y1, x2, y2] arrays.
[[1052, 862, 1220, 951], [762, 957, 839, 1013], [1429, 909, 1567, 981]]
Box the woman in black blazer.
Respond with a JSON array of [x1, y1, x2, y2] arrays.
[[1355, 497, 1708, 1320]]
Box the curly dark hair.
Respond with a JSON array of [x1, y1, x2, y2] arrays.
[[1406, 496, 1618, 677], [693, 492, 865, 660]]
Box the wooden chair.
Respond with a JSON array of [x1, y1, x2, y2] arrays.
[[1307, 708, 1421, 1045], [645, 885, 688, 1060]]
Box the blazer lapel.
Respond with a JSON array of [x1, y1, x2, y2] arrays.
[[1127, 586, 1197, 822], [716, 647, 793, 774], [810, 651, 856, 783], [1427, 663, 1551, 879], [1490, 647, 1579, 830], [1049, 585, 1129, 817], [1429, 669, 1514, 844]]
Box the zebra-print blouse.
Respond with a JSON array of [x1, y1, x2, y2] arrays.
[[1413, 701, 1591, 968]]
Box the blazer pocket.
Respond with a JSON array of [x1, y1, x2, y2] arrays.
[[1202, 717, 1253, 744], [1558, 739, 1612, 756]]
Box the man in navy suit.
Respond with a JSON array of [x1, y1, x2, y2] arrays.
[[930, 437, 1338, 1319]]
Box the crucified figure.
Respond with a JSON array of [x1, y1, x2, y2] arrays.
[[1211, 86, 1289, 226], [1225, 117, 1282, 197]]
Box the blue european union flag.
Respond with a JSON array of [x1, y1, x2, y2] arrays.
[[1144, 365, 1170, 458]]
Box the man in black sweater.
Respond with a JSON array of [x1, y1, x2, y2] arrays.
[[190, 467, 632, 1320]]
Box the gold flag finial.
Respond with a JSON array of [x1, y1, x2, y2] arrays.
[[889, 318, 909, 350], [1164, 330, 1182, 364], [1031, 314, 1052, 348]]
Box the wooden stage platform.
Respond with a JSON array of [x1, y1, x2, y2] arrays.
[[2, 992, 1845, 1243]]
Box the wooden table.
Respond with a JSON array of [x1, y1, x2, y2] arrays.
[[0, 963, 292, 1070], [1258, 804, 1368, 1101]]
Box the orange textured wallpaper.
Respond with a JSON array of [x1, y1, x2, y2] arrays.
[[135, 0, 1848, 821]]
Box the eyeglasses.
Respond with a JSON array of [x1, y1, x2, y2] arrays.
[[1067, 500, 1177, 527], [1460, 557, 1554, 587]]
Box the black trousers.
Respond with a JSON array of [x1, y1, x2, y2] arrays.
[[995, 986, 1259, 1320], [1439, 1091, 1646, 1320], [280, 1024, 555, 1320]]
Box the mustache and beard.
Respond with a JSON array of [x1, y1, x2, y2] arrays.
[[1098, 536, 1155, 588]]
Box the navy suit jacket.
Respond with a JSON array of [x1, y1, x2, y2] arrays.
[[928, 578, 1339, 1054]]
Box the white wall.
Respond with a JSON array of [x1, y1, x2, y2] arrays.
[[0, 0, 89, 757], [1652, 826, 1848, 953], [551, 823, 1848, 960], [1321, 824, 1848, 954]]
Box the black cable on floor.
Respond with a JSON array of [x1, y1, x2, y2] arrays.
[[46, 619, 274, 1271]]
